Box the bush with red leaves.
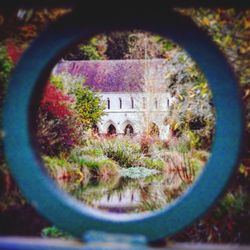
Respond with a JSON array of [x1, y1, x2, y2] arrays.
[[5, 40, 23, 64], [37, 83, 78, 156], [40, 84, 73, 119]]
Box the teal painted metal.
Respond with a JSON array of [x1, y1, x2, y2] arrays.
[[0, 237, 157, 250], [84, 231, 147, 245], [0, 234, 154, 250], [3, 8, 244, 244]]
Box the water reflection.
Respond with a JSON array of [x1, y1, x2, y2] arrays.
[[56, 169, 185, 214]]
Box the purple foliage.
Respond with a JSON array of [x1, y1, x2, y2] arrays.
[[53, 59, 169, 92]]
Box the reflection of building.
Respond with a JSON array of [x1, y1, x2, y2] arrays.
[[93, 189, 141, 213], [54, 59, 175, 140]]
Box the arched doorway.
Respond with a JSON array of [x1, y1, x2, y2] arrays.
[[107, 124, 116, 136], [149, 122, 160, 137], [92, 124, 99, 135], [124, 124, 134, 136]]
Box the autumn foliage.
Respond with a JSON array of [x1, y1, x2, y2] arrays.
[[40, 83, 73, 119], [37, 83, 77, 156]]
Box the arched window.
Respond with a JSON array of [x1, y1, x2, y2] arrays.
[[131, 97, 134, 109], [124, 124, 134, 135], [107, 98, 110, 109], [167, 98, 170, 107], [107, 124, 116, 136], [143, 97, 146, 109], [154, 98, 158, 109], [119, 97, 122, 109]]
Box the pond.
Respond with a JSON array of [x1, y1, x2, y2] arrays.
[[56, 166, 186, 214], [42, 134, 208, 214]]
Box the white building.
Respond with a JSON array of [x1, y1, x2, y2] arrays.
[[98, 92, 174, 140], [54, 59, 176, 140]]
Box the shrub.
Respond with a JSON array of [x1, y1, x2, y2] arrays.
[[79, 44, 103, 60], [77, 146, 104, 158], [101, 138, 141, 168], [98, 159, 119, 178], [0, 44, 14, 90], [37, 109, 78, 156], [72, 156, 118, 177], [5, 40, 23, 64], [166, 64, 215, 151], [37, 83, 79, 156], [50, 75, 64, 91], [190, 158, 204, 176], [43, 155, 90, 182], [168, 135, 191, 154], [192, 150, 209, 162], [142, 158, 165, 171], [42, 156, 70, 178], [40, 83, 73, 119], [139, 134, 153, 154]]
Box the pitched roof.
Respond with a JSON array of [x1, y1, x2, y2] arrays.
[[53, 59, 171, 92]]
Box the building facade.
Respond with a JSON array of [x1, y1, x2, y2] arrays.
[[53, 59, 176, 140], [98, 92, 173, 140]]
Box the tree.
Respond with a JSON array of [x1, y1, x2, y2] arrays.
[[72, 83, 105, 129], [166, 61, 215, 150], [49, 73, 105, 130], [64, 36, 107, 60], [37, 83, 78, 156]]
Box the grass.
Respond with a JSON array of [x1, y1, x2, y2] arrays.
[[100, 138, 142, 168], [43, 156, 70, 178], [69, 151, 119, 177], [41, 134, 209, 215], [141, 157, 165, 171], [43, 134, 207, 185]]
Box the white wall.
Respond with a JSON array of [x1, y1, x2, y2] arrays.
[[97, 92, 174, 140]]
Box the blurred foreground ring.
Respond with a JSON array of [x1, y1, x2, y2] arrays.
[[3, 9, 244, 241]]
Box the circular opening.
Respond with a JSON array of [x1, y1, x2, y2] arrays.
[[37, 30, 215, 216]]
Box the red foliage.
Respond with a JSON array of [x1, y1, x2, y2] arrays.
[[40, 83, 73, 118], [37, 84, 79, 156], [6, 40, 23, 64], [18, 24, 37, 41], [139, 134, 159, 154]]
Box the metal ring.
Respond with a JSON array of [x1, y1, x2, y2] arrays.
[[3, 10, 244, 241]]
